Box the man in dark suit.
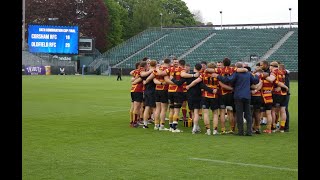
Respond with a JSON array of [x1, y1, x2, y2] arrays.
[[213, 62, 260, 136]]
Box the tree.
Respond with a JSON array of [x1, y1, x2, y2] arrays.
[[160, 0, 196, 27], [104, 0, 129, 49], [25, 0, 109, 52], [132, 0, 162, 32], [117, 0, 197, 37]]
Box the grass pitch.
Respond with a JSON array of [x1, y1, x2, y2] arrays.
[[22, 75, 298, 179]]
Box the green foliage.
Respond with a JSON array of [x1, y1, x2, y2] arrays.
[[25, 0, 198, 52], [25, 0, 109, 52], [113, 0, 198, 45], [104, 0, 129, 49], [115, 0, 136, 40], [160, 0, 196, 26], [132, 0, 162, 32]]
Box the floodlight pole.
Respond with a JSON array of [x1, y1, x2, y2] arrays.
[[160, 13, 163, 30], [220, 11, 222, 30], [289, 8, 292, 29], [22, 0, 26, 50]]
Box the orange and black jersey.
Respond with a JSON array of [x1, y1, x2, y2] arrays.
[[142, 72, 155, 93], [154, 66, 169, 91], [183, 82, 187, 92], [200, 72, 219, 98], [215, 66, 235, 95], [272, 69, 287, 96], [251, 72, 262, 96], [166, 66, 185, 92], [130, 68, 144, 93], [261, 73, 274, 104], [170, 74, 214, 99]]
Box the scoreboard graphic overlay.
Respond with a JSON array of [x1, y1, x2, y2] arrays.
[[28, 25, 79, 54]]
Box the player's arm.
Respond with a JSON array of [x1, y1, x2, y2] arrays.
[[131, 74, 139, 82], [235, 67, 248, 72], [157, 69, 168, 76], [250, 79, 262, 94], [131, 76, 136, 82], [186, 77, 202, 90], [164, 75, 175, 85], [140, 69, 153, 77], [144, 73, 155, 84], [251, 79, 262, 90], [153, 78, 165, 85], [181, 71, 199, 78], [129, 70, 135, 76], [256, 80, 263, 90], [276, 82, 289, 91], [171, 77, 187, 86], [213, 73, 236, 84], [199, 81, 217, 94], [205, 68, 215, 73], [265, 73, 276, 82], [132, 77, 142, 85], [250, 73, 260, 85], [218, 81, 233, 90]]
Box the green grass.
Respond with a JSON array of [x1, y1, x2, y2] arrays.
[[22, 75, 298, 179]]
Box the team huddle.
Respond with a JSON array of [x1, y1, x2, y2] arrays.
[[129, 57, 290, 136]]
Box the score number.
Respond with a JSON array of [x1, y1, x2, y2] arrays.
[[65, 35, 70, 47]]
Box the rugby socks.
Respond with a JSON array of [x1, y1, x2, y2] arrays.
[[169, 114, 173, 128], [160, 119, 165, 126], [130, 111, 134, 123], [182, 107, 187, 120], [280, 120, 286, 130], [173, 115, 179, 130], [275, 113, 279, 124], [173, 115, 179, 121], [134, 113, 138, 123], [155, 116, 160, 127], [189, 110, 192, 119], [231, 120, 235, 131], [266, 124, 271, 130]]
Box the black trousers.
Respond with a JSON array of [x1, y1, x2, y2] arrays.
[[234, 98, 252, 135], [284, 95, 290, 130], [117, 74, 122, 80]]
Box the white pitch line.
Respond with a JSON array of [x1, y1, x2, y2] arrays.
[[190, 158, 297, 172]]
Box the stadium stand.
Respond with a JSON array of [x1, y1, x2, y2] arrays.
[[184, 28, 288, 67], [267, 28, 298, 71], [90, 26, 297, 72], [88, 28, 168, 71], [116, 29, 215, 68], [22, 51, 52, 66]]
